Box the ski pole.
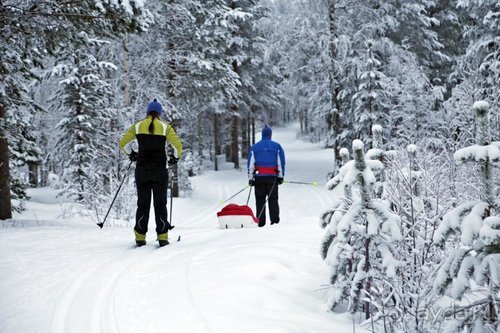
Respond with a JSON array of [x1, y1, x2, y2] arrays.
[[246, 185, 253, 205], [97, 160, 133, 229], [169, 168, 174, 228], [167, 166, 178, 240], [284, 180, 318, 186], [219, 185, 250, 205]]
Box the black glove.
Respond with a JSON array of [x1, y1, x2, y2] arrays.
[[129, 150, 138, 162], [168, 155, 179, 166], [278, 177, 284, 185], [249, 179, 255, 186]]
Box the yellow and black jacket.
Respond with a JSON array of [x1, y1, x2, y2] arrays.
[[119, 115, 182, 179]]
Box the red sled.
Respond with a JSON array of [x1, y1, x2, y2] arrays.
[[217, 204, 259, 229]]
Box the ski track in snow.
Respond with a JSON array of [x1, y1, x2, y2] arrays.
[[1, 125, 366, 333], [50, 178, 228, 333], [52, 246, 152, 333], [180, 184, 224, 228]]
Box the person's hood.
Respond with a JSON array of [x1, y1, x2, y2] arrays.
[[262, 126, 272, 140]]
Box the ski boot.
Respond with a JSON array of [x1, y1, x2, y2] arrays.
[[135, 230, 146, 247], [158, 233, 169, 247]]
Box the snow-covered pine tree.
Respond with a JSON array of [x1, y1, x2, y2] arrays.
[[121, 0, 247, 177], [447, 0, 500, 148], [352, 42, 387, 146], [0, 0, 151, 218], [321, 139, 402, 328], [385, 47, 444, 149], [426, 0, 467, 91], [227, 0, 281, 156], [433, 101, 500, 333], [185, 0, 241, 166], [221, 0, 272, 168], [262, 1, 335, 142], [386, 0, 449, 80], [458, 0, 500, 113], [3, 98, 42, 212], [50, 35, 117, 204]]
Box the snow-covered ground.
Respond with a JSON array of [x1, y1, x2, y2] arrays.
[[0, 124, 367, 333]]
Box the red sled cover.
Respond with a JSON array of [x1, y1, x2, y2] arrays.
[[216, 204, 259, 229]]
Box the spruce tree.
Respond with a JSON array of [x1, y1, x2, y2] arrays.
[[0, 0, 151, 218], [351, 42, 387, 145], [50, 36, 117, 203]]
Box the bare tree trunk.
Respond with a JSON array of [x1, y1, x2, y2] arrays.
[[28, 163, 38, 187], [251, 117, 255, 145], [214, 113, 220, 171], [197, 112, 203, 160], [365, 237, 371, 320], [231, 104, 239, 168], [123, 35, 131, 108], [231, 60, 240, 169], [0, 103, 12, 220], [304, 108, 309, 133], [171, 117, 181, 197], [241, 115, 249, 159], [77, 112, 85, 201], [299, 109, 304, 133]]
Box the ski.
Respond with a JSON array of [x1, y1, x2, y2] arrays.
[[131, 235, 181, 249]]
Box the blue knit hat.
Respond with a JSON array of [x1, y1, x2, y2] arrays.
[[146, 99, 163, 115]]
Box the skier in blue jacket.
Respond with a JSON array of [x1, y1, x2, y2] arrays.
[[247, 126, 286, 227]]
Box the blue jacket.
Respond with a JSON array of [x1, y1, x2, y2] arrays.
[[247, 126, 285, 179]]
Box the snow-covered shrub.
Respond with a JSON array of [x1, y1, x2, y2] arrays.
[[385, 144, 457, 332], [433, 101, 500, 333]]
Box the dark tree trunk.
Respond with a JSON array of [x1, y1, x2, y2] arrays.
[[214, 113, 220, 171], [170, 119, 181, 197], [231, 105, 239, 168], [231, 60, 239, 169], [28, 163, 38, 187], [241, 115, 249, 159], [0, 103, 12, 219], [123, 35, 131, 107], [251, 117, 255, 145], [365, 237, 371, 320], [75, 101, 85, 202], [304, 108, 309, 133], [197, 113, 203, 161], [225, 143, 231, 162]]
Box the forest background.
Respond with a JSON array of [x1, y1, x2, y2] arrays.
[[0, 1, 499, 331]]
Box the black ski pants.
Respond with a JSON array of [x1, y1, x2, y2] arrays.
[[134, 169, 171, 236], [254, 176, 279, 227]]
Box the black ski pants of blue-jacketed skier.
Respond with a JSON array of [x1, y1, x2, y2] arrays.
[[134, 168, 171, 236], [254, 176, 279, 227]]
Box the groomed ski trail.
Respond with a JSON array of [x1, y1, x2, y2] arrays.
[[0, 124, 366, 333]]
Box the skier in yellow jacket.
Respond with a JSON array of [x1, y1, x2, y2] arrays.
[[119, 99, 182, 247]]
